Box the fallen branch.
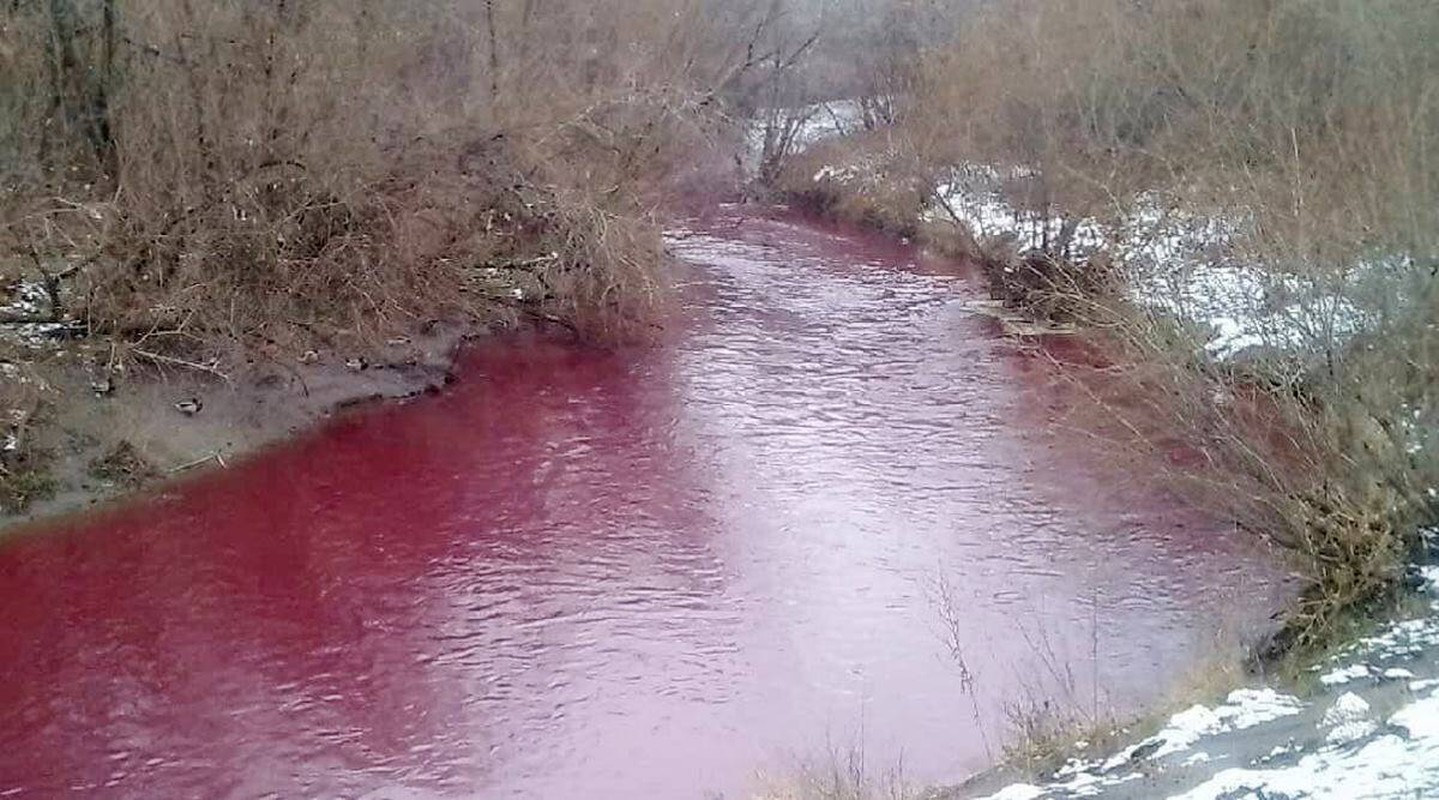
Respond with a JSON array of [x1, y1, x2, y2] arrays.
[[131, 349, 232, 382], [167, 451, 228, 474]]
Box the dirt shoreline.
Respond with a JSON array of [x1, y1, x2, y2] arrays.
[[3, 319, 486, 534]]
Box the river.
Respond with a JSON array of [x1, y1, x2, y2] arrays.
[[0, 208, 1285, 798]]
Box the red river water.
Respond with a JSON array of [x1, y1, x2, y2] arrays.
[[0, 210, 1286, 798]]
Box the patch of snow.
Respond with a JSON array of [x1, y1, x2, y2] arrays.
[[1322, 692, 1371, 724], [1322, 692, 1376, 745], [1170, 729, 1439, 800], [1409, 678, 1439, 694], [1419, 565, 1439, 594], [1319, 663, 1373, 687], [1138, 689, 1305, 761], [928, 169, 1105, 258], [1, 280, 49, 316], [1390, 696, 1439, 739], [978, 784, 1044, 800], [1263, 741, 1303, 760], [1, 280, 75, 350], [1382, 667, 1415, 681], [919, 168, 1381, 364]]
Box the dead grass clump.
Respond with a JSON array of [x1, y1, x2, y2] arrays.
[[753, 743, 932, 800], [997, 697, 1130, 780], [86, 439, 156, 489], [0, 358, 53, 514], [976, 248, 1122, 325], [0, 456, 53, 516]]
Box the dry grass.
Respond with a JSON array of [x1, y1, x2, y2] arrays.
[[752, 737, 948, 800]]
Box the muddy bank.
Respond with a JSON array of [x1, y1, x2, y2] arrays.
[[4, 320, 479, 531]]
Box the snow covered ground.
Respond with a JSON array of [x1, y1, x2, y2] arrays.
[[803, 152, 1378, 362], [923, 167, 1373, 361], [965, 562, 1439, 799]]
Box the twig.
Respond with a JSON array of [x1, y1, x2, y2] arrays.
[[168, 451, 227, 474], [131, 349, 232, 382]]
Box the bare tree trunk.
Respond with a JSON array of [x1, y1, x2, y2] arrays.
[[44, 0, 118, 178], [484, 0, 500, 100], [97, 0, 117, 179]]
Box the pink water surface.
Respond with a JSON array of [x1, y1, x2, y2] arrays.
[[0, 210, 1284, 798]]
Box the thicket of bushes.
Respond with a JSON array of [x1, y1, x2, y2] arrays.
[[0, 0, 746, 354]]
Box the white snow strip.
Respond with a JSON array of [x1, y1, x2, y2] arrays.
[[1130, 688, 1307, 762], [1409, 678, 1439, 694], [1319, 663, 1373, 687], [1170, 728, 1439, 800], [923, 167, 1380, 362]]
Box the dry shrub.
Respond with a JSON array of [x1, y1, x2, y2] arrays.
[[776, 135, 933, 236], [754, 742, 926, 800], [977, 249, 1122, 325], [1038, 296, 1431, 658], [0, 0, 742, 369], [87, 439, 156, 488]]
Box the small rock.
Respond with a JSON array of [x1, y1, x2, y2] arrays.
[[298, 350, 321, 364], [91, 377, 115, 397], [174, 398, 203, 416], [1125, 739, 1163, 764], [344, 357, 368, 372]]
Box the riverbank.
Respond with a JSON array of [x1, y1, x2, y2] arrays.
[[1, 0, 772, 529], [1, 317, 479, 530]]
